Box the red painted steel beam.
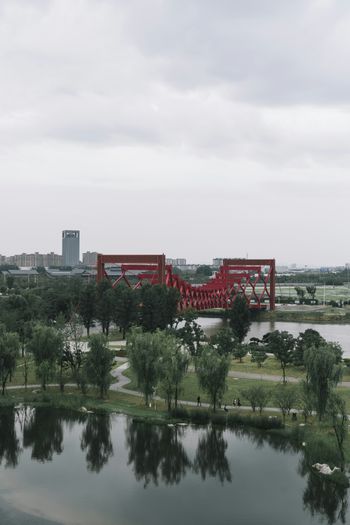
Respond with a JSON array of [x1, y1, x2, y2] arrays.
[[96, 254, 275, 311]]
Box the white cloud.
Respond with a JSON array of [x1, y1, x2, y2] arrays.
[[0, 0, 349, 265]]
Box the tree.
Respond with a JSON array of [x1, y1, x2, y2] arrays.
[[264, 330, 295, 383], [78, 283, 96, 336], [84, 334, 114, 398], [241, 385, 269, 414], [175, 310, 205, 357], [195, 265, 212, 277], [274, 385, 298, 423], [0, 328, 20, 395], [195, 346, 229, 411], [61, 313, 86, 391], [295, 286, 305, 302], [298, 381, 314, 423], [211, 327, 236, 356], [96, 280, 115, 336], [233, 343, 249, 363], [304, 344, 342, 421], [327, 342, 343, 364], [159, 334, 189, 411], [139, 285, 166, 331], [127, 327, 163, 405], [228, 294, 251, 343], [294, 329, 325, 367], [306, 285, 317, 301], [326, 393, 347, 470], [249, 338, 268, 368], [164, 288, 180, 328], [27, 324, 63, 390], [113, 286, 139, 339]]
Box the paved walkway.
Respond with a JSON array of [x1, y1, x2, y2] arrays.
[[6, 359, 350, 415]]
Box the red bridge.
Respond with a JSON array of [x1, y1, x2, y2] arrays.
[[96, 254, 275, 311]]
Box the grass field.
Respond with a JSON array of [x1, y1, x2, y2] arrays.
[[123, 366, 350, 412], [8, 357, 75, 389]]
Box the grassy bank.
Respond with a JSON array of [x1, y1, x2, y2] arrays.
[[199, 305, 350, 323], [2, 385, 350, 477], [123, 368, 350, 411], [256, 306, 350, 323]]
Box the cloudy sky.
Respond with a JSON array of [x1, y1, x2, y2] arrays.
[[1, 0, 349, 266]]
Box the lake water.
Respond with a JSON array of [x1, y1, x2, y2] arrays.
[[198, 317, 350, 357], [0, 407, 348, 525]]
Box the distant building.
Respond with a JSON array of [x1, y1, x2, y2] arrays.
[[82, 251, 98, 267], [212, 258, 223, 267], [1, 268, 39, 283], [166, 258, 187, 266], [1, 252, 62, 267], [62, 230, 80, 267]]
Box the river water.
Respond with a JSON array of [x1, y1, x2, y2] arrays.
[[0, 407, 347, 525], [198, 317, 350, 357]]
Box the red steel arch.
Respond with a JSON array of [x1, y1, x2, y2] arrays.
[[96, 254, 275, 311]]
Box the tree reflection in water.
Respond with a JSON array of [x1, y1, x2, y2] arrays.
[[126, 421, 191, 487], [126, 422, 232, 487], [193, 427, 232, 484], [0, 407, 21, 467], [23, 408, 64, 462], [1, 406, 349, 525], [80, 413, 113, 473], [237, 425, 349, 524], [299, 439, 348, 524]]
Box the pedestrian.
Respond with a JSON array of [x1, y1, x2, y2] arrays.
[[233, 399, 237, 407], [197, 396, 201, 407], [237, 398, 241, 407]]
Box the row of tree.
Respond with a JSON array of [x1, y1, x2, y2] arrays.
[[0, 279, 180, 342], [0, 318, 114, 398]]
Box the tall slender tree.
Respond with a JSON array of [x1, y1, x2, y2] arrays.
[[195, 346, 229, 412], [304, 343, 342, 421], [228, 294, 251, 343]]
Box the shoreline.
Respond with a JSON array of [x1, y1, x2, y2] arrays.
[[198, 308, 350, 324]]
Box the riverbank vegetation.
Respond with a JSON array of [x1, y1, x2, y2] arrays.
[[1, 278, 350, 470]]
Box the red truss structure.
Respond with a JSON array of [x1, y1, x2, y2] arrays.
[[96, 254, 275, 311]]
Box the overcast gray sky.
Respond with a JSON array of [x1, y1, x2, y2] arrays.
[[1, 0, 349, 266]]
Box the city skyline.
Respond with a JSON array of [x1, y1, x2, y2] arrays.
[[1, 1, 350, 266]]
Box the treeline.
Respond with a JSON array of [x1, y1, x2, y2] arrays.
[[0, 278, 180, 341], [277, 269, 349, 286]]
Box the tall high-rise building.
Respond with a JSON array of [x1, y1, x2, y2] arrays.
[[62, 230, 80, 267]]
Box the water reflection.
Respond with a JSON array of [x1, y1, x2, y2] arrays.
[[193, 428, 232, 483], [0, 407, 21, 467], [126, 422, 232, 486], [126, 421, 191, 487], [0, 407, 349, 525], [303, 474, 348, 524], [299, 439, 349, 524], [80, 413, 114, 472], [23, 408, 64, 462]]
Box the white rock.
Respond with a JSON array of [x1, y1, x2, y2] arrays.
[[312, 463, 340, 475]]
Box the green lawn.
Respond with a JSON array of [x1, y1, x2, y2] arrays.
[[230, 354, 350, 381], [229, 355, 305, 378], [123, 367, 350, 412], [8, 358, 75, 389]]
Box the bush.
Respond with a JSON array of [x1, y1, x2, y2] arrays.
[[190, 409, 211, 425], [169, 407, 189, 420], [210, 413, 228, 426], [249, 415, 283, 430], [169, 407, 284, 430]]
